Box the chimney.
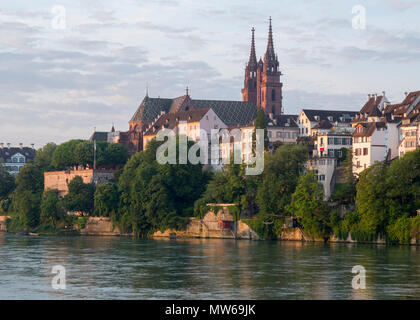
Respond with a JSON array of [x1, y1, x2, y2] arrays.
[[0, 143, 3, 148], [367, 94, 371, 100], [31, 143, 35, 149], [382, 91, 385, 96], [19, 143, 23, 149], [7, 143, 10, 149], [404, 92, 408, 98], [374, 93, 378, 101]]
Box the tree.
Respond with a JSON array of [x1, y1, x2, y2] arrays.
[[9, 164, 44, 229], [52, 140, 84, 170], [355, 161, 389, 239], [40, 189, 65, 228], [289, 171, 331, 239], [385, 149, 420, 222], [102, 143, 129, 166], [256, 144, 308, 220], [252, 108, 269, 153], [117, 137, 209, 237], [94, 183, 119, 217], [63, 176, 95, 214], [35, 142, 57, 172], [331, 147, 356, 205], [74, 141, 94, 168], [0, 164, 15, 201]]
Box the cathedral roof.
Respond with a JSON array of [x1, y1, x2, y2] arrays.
[[131, 96, 258, 126]]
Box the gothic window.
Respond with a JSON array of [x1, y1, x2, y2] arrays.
[[272, 89, 276, 101]]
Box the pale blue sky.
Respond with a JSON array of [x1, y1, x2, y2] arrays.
[[1, 0, 420, 146]]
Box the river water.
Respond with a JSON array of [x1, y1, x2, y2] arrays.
[[0, 233, 419, 299]]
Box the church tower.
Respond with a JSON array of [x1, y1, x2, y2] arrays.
[[259, 17, 283, 115], [243, 18, 283, 115], [241, 27, 258, 103]]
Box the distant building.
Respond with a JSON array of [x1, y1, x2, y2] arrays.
[[306, 156, 337, 200], [313, 132, 353, 158], [44, 169, 115, 197], [0, 143, 36, 175], [266, 114, 299, 144], [298, 109, 358, 137], [397, 91, 420, 157], [142, 108, 227, 150], [352, 92, 406, 176]]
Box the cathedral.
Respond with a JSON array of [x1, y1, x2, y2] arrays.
[[112, 19, 284, 154]]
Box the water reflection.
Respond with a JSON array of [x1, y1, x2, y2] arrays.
[[0, 233, 419, 299]]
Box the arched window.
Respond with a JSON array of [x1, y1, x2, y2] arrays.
[[272, 105, 275, 114], [272, 89, 276, 101]]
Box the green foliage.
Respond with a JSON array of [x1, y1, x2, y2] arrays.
[[256, 144, 308, 219], [387, 216, 411, 244], [0, 164, 15, 201], [94, 183, 119, 217], [289, 171, 331, 239], [116, 137, 209, 237], [40, 189, 65, 228], [35, 142, 57, 172], [252, 108, 269, 152], [8, 164, 44, 230], [51, 139, 84, 170], [63, 176, 95, 214], [242, 218, 275, 239]]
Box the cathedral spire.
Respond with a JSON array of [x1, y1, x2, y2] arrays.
[[248, 27, 257, 69], [265, 17, 275, 61]]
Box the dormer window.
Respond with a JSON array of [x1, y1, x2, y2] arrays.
[[328, 116, 333, 121], [314, 116, 320, 121]]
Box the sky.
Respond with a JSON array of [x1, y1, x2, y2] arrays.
[[1, 0, 420, 147]]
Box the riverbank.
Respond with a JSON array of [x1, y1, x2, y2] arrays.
[[2, 213, 420, 246]]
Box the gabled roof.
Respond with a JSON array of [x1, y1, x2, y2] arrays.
[[130, 95, 258, 126], [267, 114, 298, 128], [360, 95, 384, 117], [144, 108, 211, 136], [0, 147, 36, 163], [313, 119, 333, 130], [89, 131, 108, 142], [301, 109, 358, 122], [353, 122, 386, 137]]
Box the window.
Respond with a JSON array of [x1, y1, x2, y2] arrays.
[[268, 131, 272, 138], [276, 132, 282, 138], [319, 175, 325, 181], [272, 89, 276, 101], [363, 148, 368, 155]]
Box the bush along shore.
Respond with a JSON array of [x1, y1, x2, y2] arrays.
[[1, 129, 419, 245]]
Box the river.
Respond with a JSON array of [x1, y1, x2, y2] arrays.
[[0, 233, 419, 299]]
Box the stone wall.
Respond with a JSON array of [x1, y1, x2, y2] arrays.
[[77, 217, 120, 236], [153, 206, 260, 240], [44, 169, 114, 197], [0, 216, 10, 232]]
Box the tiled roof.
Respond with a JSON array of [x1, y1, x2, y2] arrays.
[[0, 147, 36, 163], [302, 109, 358, 122], [313, 119, 333, 129], [353, 122, 386, 137], [89, 131, 108, 142], [360, 95, 384, 116], [267, 114, 298, 128], [130, 96, 258, 126], [144, 108, 211, 136]]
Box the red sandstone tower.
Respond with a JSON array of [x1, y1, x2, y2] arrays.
[[242, 18, 283, 115]]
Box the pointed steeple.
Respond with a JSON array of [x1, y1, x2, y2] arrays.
[[265, 17, 276, 61], [248, 27, 257, 69]]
